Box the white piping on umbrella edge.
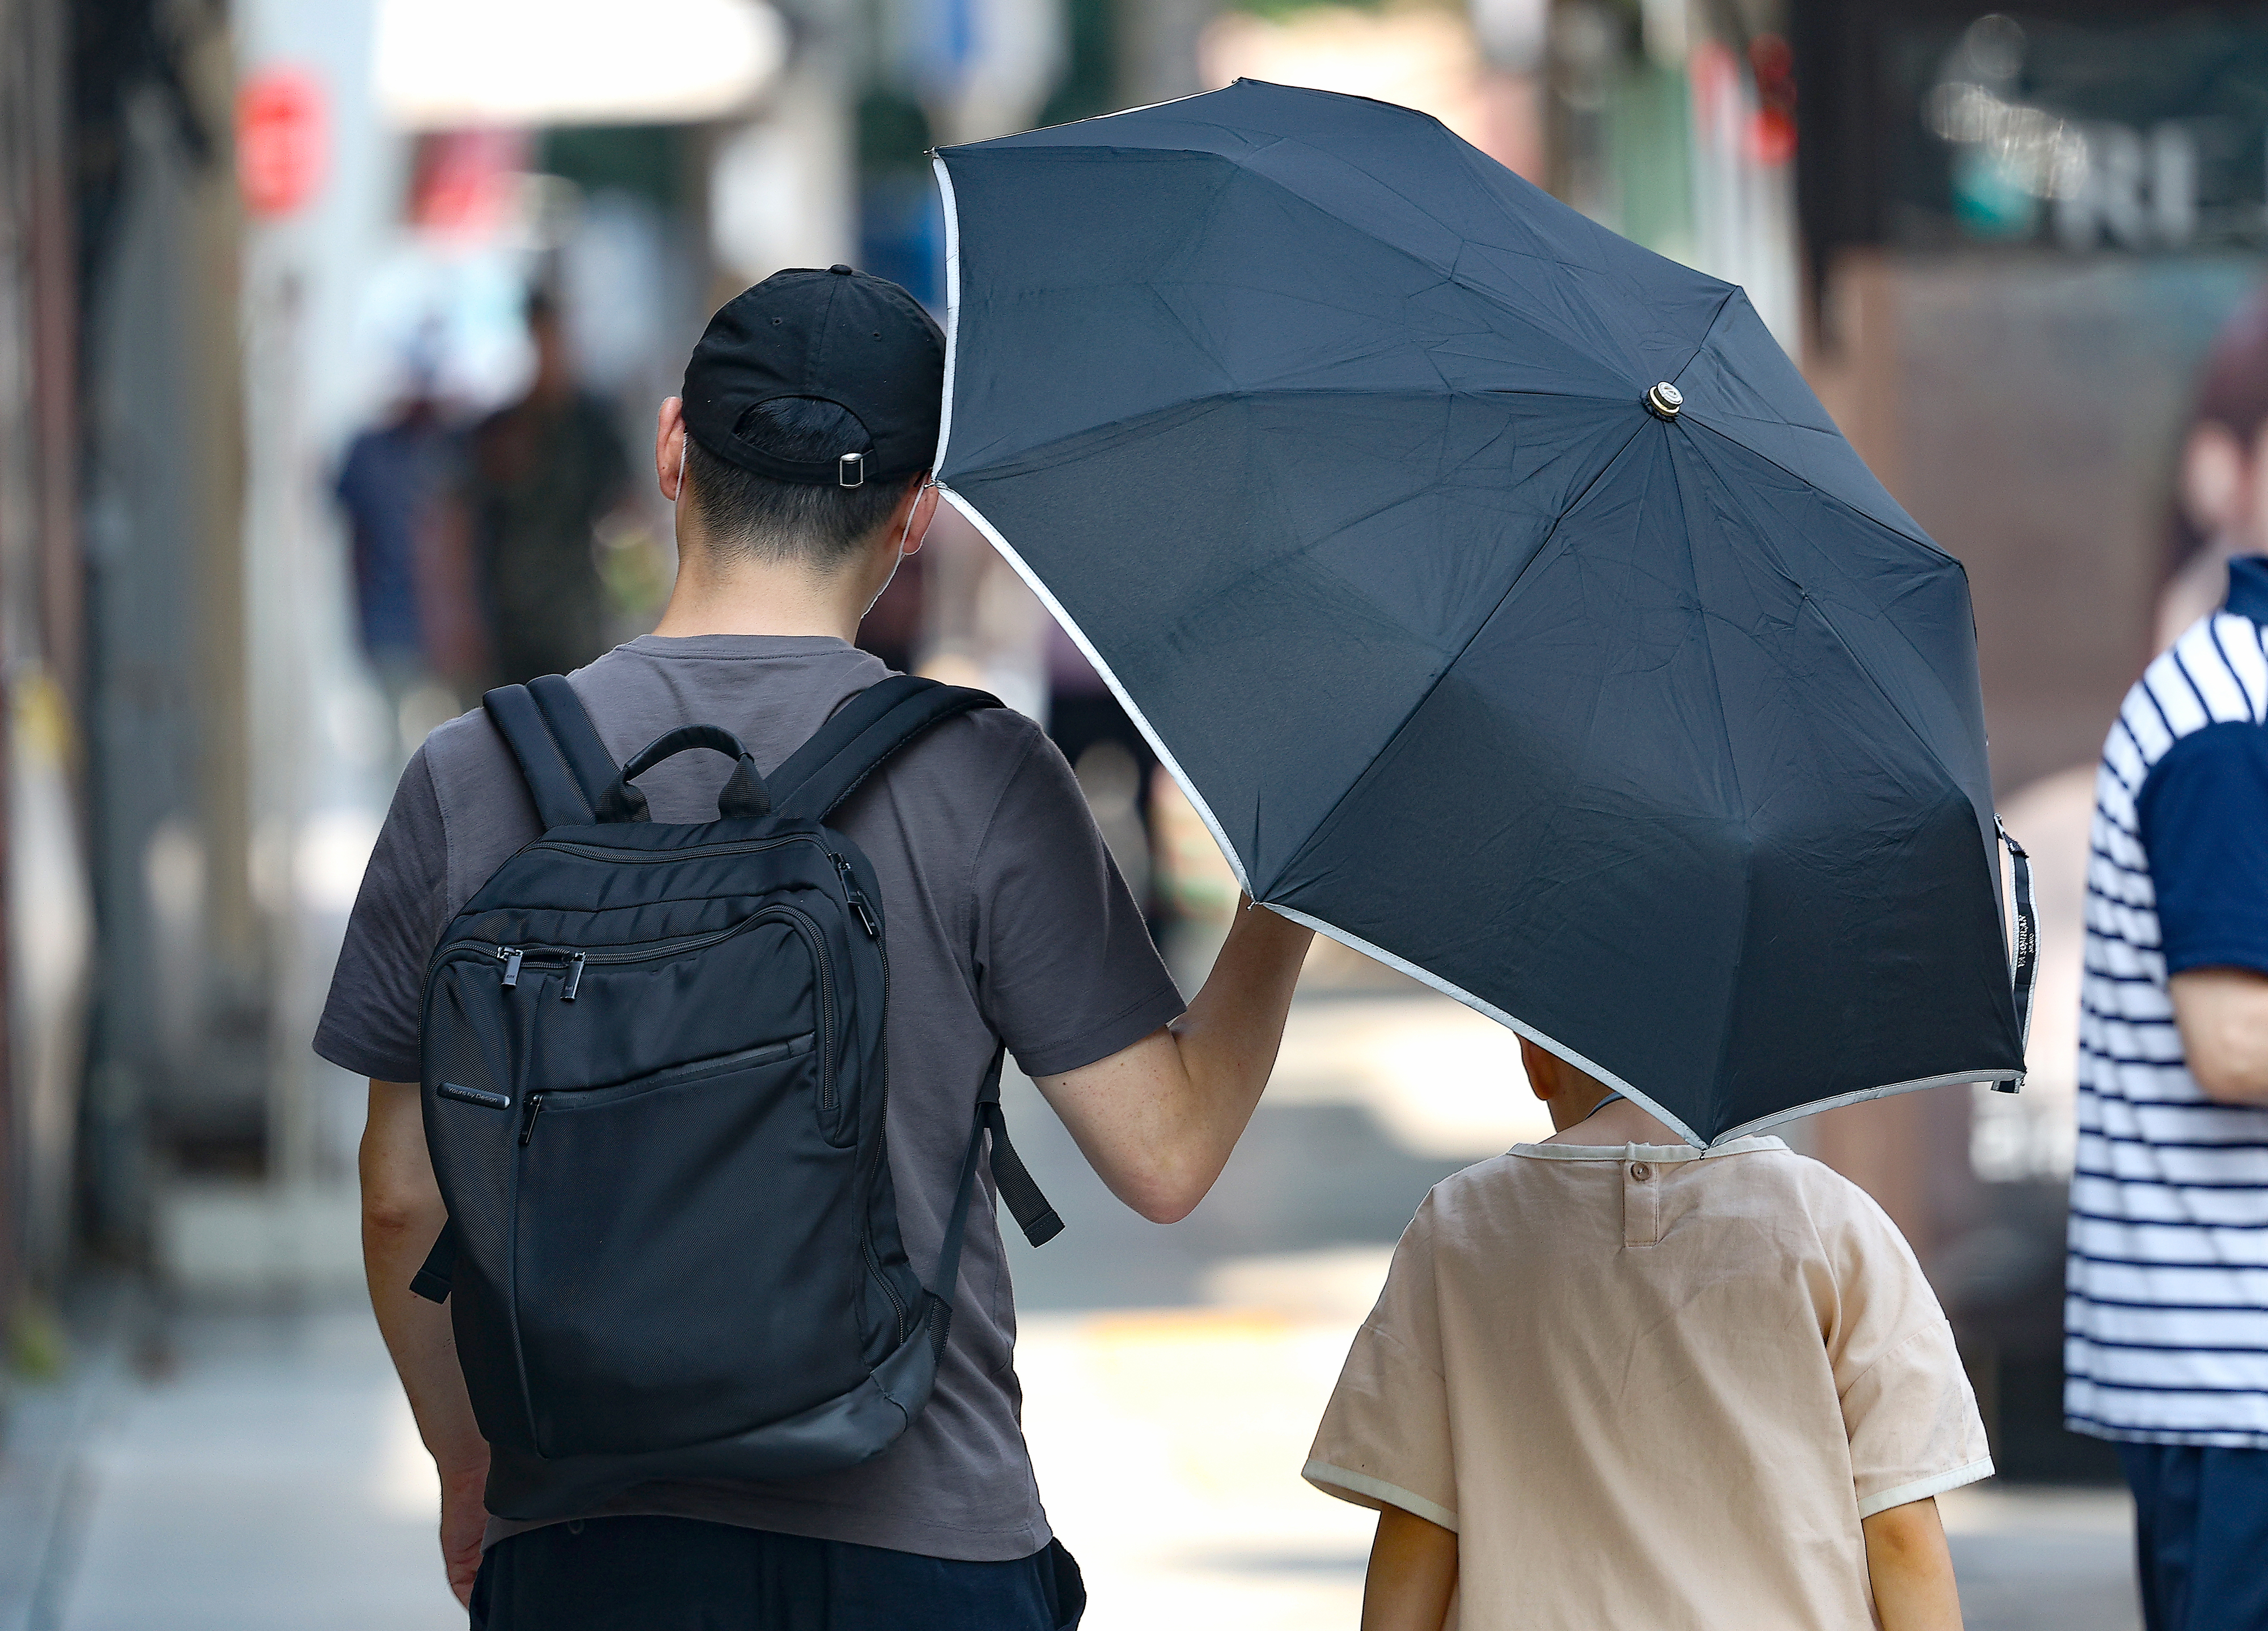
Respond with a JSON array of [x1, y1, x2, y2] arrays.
[[1262, 903, 1708, 1150], [930, 82, 1264, 473], [933, 484, 1257, 903], [1254, 906, 2022, 1150], [1714, 1069, 2022, 1146], [930, 154, 961, 477], [929, 162, 1248, 888]]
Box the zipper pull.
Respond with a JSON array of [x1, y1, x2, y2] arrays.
[[498, 946, 524, 988], [518, 1092, 547, 1146], [561, 952, 586, 1002], [836, 858, 880, 938]]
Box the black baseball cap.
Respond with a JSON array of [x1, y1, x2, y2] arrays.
[[681, 265, 945, 489]]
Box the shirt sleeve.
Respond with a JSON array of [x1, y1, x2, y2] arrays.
[[1304, 1198, 1459, 1531], [2136, 720, 2268, 978], [1823, 1184, 1994, 1518], [967, 728, 1186, 1078], [312, 749, 452, 1082]]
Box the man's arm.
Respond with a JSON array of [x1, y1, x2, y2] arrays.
[[362, 1079, 490, 1607], [1033, 899, 1312, 1223], [2169, 967, 2268, 1104], [1862, 1496, 1964, 1631], [1361, 1506, 1458, 1631]]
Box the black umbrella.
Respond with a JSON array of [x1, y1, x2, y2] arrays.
[[930, 80, 2034, 1146]]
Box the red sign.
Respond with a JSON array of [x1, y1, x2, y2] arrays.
[[237, 67, 328, 218]]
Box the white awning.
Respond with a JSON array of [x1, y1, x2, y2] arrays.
[[375, 0, 788, 129]]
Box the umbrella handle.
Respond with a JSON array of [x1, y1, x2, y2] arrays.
[[1993, 816, 2039, 1091]]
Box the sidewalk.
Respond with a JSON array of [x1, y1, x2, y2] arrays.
[[3, 1298, 2138, 1631], [0, 994, 2142, 1628], [10, 1302, 460, 1631]]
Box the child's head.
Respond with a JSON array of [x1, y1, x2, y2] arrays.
[[1519, 1037, 1617, 1131]]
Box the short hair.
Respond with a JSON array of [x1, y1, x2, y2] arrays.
[[683, 396, 911, 569]]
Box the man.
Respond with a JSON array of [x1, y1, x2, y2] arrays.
[[336, 347, 459, 765], [458, 288, 633, 686], [2066, 553, 2268, 1631], [316, 265, 1314, 1628]]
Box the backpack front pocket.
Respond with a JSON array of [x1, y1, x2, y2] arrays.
[[509, 1032, 869, 1459]]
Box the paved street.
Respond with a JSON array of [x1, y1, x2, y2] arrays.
[[3, 993, 2141, 1630]]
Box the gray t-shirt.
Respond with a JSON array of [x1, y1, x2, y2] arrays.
[[314, 633, 1184, 1560]]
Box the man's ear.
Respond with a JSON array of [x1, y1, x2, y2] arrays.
[[657, 396, 688, 502], [886, 473, 938, 557]]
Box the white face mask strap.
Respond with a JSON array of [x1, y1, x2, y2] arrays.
[[865, 476, 938, 621], [898, 476, 939, 553]]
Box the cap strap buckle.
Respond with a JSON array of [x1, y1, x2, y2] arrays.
[[838, 452, 867, 488]]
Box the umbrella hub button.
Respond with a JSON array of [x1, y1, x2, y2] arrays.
[[1645, 382, 1683, 421]]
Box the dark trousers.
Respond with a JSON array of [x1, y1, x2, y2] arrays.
[[2119, 1443, 2268, 1631], [470, 1517, 1085, 1631]]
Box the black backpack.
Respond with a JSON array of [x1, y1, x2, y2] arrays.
[[409, 673, 1063, 1522]]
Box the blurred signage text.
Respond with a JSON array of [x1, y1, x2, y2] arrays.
[[238, 67, 328, 219]]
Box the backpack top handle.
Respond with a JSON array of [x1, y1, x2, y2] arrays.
[[598, 725, 772, 823]]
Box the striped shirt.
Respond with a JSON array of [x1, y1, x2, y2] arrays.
[[2066, 556, 2268, 1447]]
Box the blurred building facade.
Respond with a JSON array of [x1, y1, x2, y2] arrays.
[[0, 0, 84, 1359]]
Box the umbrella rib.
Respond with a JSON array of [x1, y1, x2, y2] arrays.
[[1211, 155, 1729, 384], [1669, 293, 1946, 560], [1264, 414, 1652, 898], [1661, 426, 1757, 1126], [1678, 420, 1976, 802], [953, 382, 1639, 479]]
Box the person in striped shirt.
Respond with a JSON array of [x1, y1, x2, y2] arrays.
[[2066, 550, 2268, 1630]]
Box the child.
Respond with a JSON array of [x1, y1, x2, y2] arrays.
[[1305, 1039, 1988, 1630]]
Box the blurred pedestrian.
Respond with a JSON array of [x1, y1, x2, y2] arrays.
[[2156, 289, 2268, 649], [2065, 557, 2268, 1628], [327, 265, 1317, 1628], [336, 348, 456, 758], [459, 287, 632, 686], [1311, 1042, 1987, 1630], [1046, 624, 1157, 920]]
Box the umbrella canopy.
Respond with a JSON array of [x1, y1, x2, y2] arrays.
[[931, 79, 2029, 1146]]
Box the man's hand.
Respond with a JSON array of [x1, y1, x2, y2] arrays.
[[1861, 1496, 1963, 1631], [439, 1452, 492, 1608], [2169, 967, 2268, 1103], [363, 1079, 494, 1604], [1035, 897, 1313, 1222]]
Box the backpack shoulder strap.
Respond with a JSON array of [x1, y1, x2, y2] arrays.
[[529, 674, 634, 817], [922, 1048, 1063, 1353], [770, 675, 1001, 822], [483, 676, 641, 829]]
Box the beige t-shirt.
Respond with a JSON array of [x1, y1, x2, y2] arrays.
[[1305, 1137, 1991, 1630]]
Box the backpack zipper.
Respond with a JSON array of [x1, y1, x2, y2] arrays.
[[531, 835, 824, 866], [836, 857, 880, 939], [862, 925, 912, 1344], [501, 904, 840, 1138], [532, 1033, 815, 1112]]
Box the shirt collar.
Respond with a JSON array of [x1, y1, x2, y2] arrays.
[[2226, 556, 2268, 624], [1510, 1134, 1788, 1162]]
